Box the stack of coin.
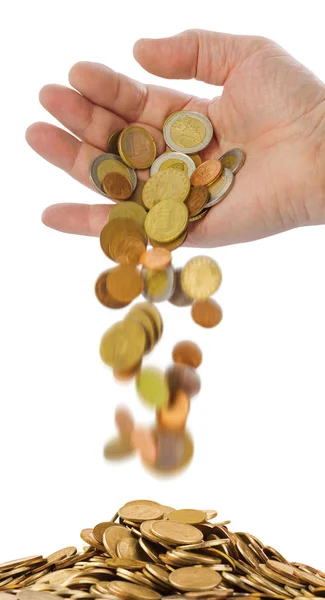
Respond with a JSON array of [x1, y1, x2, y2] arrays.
[[3, 498, 325, 599], [91, 113, 246, 476]]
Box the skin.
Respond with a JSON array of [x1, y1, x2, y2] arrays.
[[25, 29, 325, 247]]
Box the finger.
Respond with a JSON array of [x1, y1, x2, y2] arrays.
[[39, 84, 126, 151], [42, 203, 111, 236], [25, 122, 164, 192], [133, 29, 270, 86], [68, 61, 202, 130], [26, 122, 104, 191]]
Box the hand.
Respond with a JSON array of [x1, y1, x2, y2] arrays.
[[26, 29, 325, 247]]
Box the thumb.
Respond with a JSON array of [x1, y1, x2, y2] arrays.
[[133, 29, 270, 86]]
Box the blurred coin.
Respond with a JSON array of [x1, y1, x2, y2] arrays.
[[150, 152, 196, 178], [205, 168, 234, 208], [143, 170, 190, 210], [90, 154, 136, 196], [219, 148, 246, 174], [100, 321, 146, 370], [142, 265, 176, 303], [157, 389, 190, 432], [107, 265, 144, 303], [172, 341, 202, 369], [191, 160, 222, 187], [145, 200, 188, 244], [118, 126, 157, 169], [126, 307, 156, 353], [181, 256, 222, 300], [113, 363, 142, 382], [103, 172, 133, 200], [115, 407, 135, 437], [151, 230, 188, 251], [168, 268, 193, 307], [136, 302, 163, 341], [109, 202, 147, 226], [164, 111, 213, 154], [191, 299, 223, 328], [100, 218, 147, 263], [190, 154, 202, 168], [103, 436, 135, 461], [168, 566, 221, 591], [107, 130, 123, 154], [136, 367, 169, 409], [185, 186, 209, 217], [140, 248, 172, 271], [166, 364, 201, 398], [95, 270, 130, 309], [131, 427, 158, 466]]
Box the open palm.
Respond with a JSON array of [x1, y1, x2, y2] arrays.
[[26, 29, 325, 247]]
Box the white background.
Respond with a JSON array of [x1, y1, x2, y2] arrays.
[[1, 0, 324, 569]]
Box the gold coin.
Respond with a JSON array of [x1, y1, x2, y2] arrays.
[[168, 510, 206, 525], [107, 129, 123, 154], [190, 154, 202, 168], [103, 526, 134, 558], [100, 218, 147, 263], [181, 256, 222, 300], [136, 368, 169, 409], [150, 520, 203, 546], [46, 547, 77, 566], [118, 126, 157, 169], [116, 538, 147, 562], [168, 566, 221, 591], [109, 202, 147, 226], [93, 522, 114, 544], [103, 436, 135, 461], [100, 320, 146, 370], [97, 158, 131, 184], [159, 158, 189, 175], [128, 180, 147, 209], [151, 230, 188, 251], [107, 265, 144, 303], [125, 306, 156, 354], [145, 200, 188, 244], [142, 170, 190, 210], [105, 558, 148, 571], [119, 501, 164, 523], [135, 302, 163, 342], [95, 270, 130, 309], [109, 581, 161, 600]]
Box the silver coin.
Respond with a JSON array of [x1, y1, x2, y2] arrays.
[[163, 111, 213, 154], [205, 168, 234, 208], [150, 152, 196, 178], [142, 265, 176, 303], [218, 148, 246, 175], [89, 153, 137, 197]]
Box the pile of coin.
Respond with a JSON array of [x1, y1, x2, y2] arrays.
[[92, 111, 245, 475], [2, 498, 325, 600], [103, 340, 202, 473]]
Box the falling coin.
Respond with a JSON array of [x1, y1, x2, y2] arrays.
[[191, 299, 223, 328], [157, 390, 190, 432], [172, 341, 202, 369], [166, 364, 201, 398], [136, 368, 170, 410], [142, 265, 176, 303], [181, 256, 222, 300]]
